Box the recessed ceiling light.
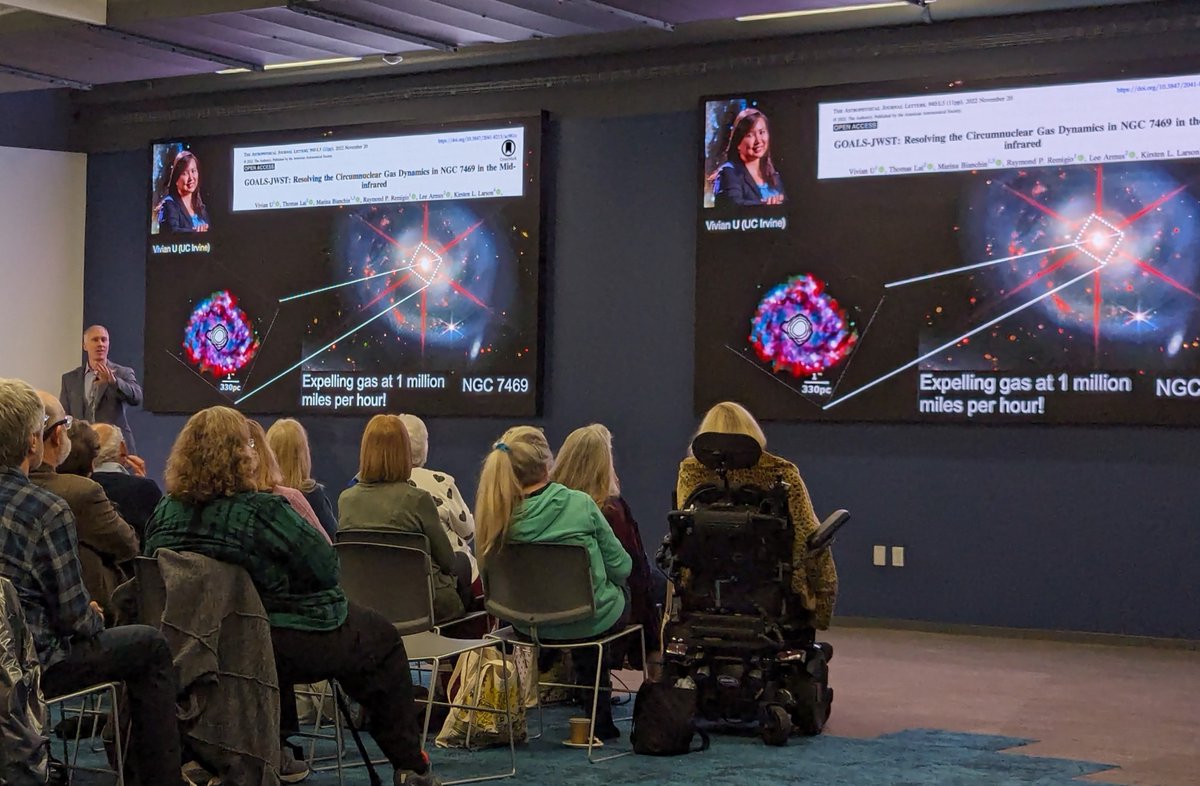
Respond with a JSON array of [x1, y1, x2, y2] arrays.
[[737, 2, 921, 22], [217, 56, 362, 75]]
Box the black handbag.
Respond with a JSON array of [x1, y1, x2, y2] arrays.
[[630, 681, 710, 756]]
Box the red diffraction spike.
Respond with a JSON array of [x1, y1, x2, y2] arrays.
[[1003, 167, 1197, 361], [359, 203, 491, 348]]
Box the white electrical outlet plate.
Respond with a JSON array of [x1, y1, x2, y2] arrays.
[[892, 546, 905, 567], [872, 545, 887, 566]]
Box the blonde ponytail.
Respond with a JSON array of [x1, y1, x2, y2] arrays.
[[475, 426, 554, 556]]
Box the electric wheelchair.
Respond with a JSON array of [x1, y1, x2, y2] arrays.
[[657, 432, 848, 746]]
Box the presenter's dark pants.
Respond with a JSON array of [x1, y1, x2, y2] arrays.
[[273, 601, 425, 773], [43, 625, 181, 786]]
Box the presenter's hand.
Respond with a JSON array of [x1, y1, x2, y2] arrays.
[[765, 195, 784, 205], [197, 222, 210, 233], [125, 455, 148, 477], [95, 362, 117, 386]]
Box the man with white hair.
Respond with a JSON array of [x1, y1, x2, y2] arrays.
[[60, 325, 143, 453], [0, 378, 181, 785], [29, 391, 138, 610], [91, 423, 162, 540]]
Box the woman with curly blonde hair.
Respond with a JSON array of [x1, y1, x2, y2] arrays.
[[146, 406, 439, 786]]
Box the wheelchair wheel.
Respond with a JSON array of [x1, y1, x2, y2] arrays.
[[760, 704, 792, 746], [792, 679, 830, 736]]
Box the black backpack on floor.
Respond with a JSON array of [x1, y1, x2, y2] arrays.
[[630, 681, 710, 756]]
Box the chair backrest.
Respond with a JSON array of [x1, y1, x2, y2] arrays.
[[337, 528, 430, 553], [134, 555, 168, 627], [335, 542, 434, 635], [482, 542, 595, 632]]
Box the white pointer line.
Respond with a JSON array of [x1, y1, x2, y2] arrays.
[[278, 265, 415, 303], [823, 264, 1103, 411], [236, 283, 429, 405], [884, 236, 1117, 289]]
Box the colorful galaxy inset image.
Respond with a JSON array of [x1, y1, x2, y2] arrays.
[[750, 274, 858, 377], [183, 290, 259, 376]]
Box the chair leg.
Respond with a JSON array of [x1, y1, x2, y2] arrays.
[[333, 682, 345, 786], [108, 683, 124, 786], [586, 641, 603, 763], [420, 656, 441, 759]]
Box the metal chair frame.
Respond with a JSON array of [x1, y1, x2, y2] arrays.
[[334, 541, 518, 785], [337, 528, 490, 634], [45, 681, 125, 785], [482, 541, 646, 763]]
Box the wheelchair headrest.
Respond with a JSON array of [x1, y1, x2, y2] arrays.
[[690, 432, 763, 472]]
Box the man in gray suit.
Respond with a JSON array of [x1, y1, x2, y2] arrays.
[[60, 325, 143, 454]]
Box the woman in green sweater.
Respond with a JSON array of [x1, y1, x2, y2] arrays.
[[476, 425, 631, 740]]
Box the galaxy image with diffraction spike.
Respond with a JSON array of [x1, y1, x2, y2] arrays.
[[923, 163, 1200, 370], [749, 274, 858, 376], [309, 202, 531, 370], [183, 290, 260, 376]]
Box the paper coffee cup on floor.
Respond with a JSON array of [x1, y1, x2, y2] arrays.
[[569, 717, 591, 745]]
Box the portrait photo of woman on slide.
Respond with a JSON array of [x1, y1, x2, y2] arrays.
[[711, 107, 786, 207], [153, 149, 210, 234]]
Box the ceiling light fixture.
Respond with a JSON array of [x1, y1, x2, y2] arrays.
[[737, 1, 927, 22], [217, 56, 362, 75]]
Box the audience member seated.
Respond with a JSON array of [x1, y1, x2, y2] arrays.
[[676, 401, 838, 629], [57, 418, 101, 477], [91, 423, 163, 540], [476, 426, 631, 740], [338, 415, 471, 622], [397, 413, 478, 585], [30, 391, 138, 615], [553, 423, 663, 675], [144, 406, 440, 786], [0, 378, 181, 786], [246, 418, 331, 544], [267, 418, 338, 540]]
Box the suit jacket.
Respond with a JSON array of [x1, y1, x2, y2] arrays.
[[92, 469, 163, 542], [713, 159, 786, 207], [60, 362, 142, 453], [28, 464, 140, 611]]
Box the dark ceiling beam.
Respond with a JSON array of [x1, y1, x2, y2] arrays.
[[569, 0, 674, 31], [86, 24, 265, 71], [0, 61, 92, 90], [286, 1, 458, 53]]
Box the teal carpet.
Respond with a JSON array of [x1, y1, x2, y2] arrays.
[[65, 706, 1116, 785]]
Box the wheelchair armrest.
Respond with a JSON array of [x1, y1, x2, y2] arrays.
[[806, 509, 850, 553]]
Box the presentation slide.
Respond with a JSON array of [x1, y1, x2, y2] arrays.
[[696, 71, 1200, 425], [144, 117, 543, 417]]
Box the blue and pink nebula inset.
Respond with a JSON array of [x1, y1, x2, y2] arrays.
[[749, 274, 858, 377], [183, 290, 260, 376]]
